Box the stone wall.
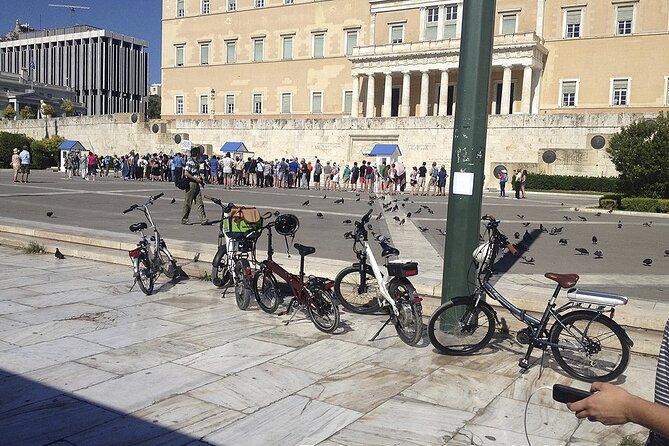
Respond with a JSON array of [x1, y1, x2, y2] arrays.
[[0, 112, 652, 187]]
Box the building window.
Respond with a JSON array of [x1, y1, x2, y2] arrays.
[[281, 93, 292, 113], [564, 9, 581, 38], [284, 0, 294, 4], [202, 0, 210, 14], [253, 39, 264, 62], [501, 14, 517, 34], [253, 94, 263, 114], [228, 0, 236, 11], [390, 24, 404, 44], [282, 35, 294, 59], [560, 80, 577, 107], [345, 30, 358, 56], [200, 95, 209, 114], [176, 0, 185, 17], [255, 0, 264, 7], [175, 45, 184, 66], [617, 5, 633, 35], [444, 5, 458, 38], [225, 94, 235, 114], [311, 91, 323, 113], [175, 95, 184, 114], [226, 41, 236, 64], [200, 43, 209, 65], [313, 33, 325, 58], [612, 78, 629, 105], [343, 90, 353, 113], [425, 7, 438, 40]]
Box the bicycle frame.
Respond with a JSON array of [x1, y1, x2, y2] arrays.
[[259, 226, 308, 303], [355, 239, 400, 317]]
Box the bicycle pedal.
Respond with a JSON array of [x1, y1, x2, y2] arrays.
[[518, 358, 530, 369]]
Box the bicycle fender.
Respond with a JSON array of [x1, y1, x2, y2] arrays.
[[552, 310, 634, 348], [212, 245, 227, 267]]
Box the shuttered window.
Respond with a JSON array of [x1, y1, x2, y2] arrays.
[[313, 34, 324, 58], [282, 36, 293, 59], [612, 79, 629, 105], [617, 6, 633, 35], [253, 39, 264, 62], [565, 10, 581, 38], [226, 41, 236, 64], [281, 93, 291, 113], [311, 92, 322, 113], [561, 80, 577, 107], [444, 5, 458, 38], [501, 14, 517, 34], [345, 30, 358, 56]]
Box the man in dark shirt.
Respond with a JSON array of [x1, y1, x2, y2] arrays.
[[418, 162, 428, 195]]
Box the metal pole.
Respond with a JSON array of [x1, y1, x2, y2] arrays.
[[441, 0, 496, 303]]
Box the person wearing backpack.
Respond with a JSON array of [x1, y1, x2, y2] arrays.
[[313, 159, 322, 190], [350, 162, 359, 191]]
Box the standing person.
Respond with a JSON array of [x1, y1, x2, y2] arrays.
[[288, 157, 299, 188], [520, 169, 528, 198], [220, 152, 234, 189], [209, 155, 219, 185], [86, 152, 97, 181], [71, 151, 80, 180], [358, 161, 367, 192], [313, 159, 322, 190], [514, 169, 522, 199], [234, 156, 243, 187], [121, 155, 129, 180], [437, 165, 448, 196], [350, 161, 359, 192], [364, 161, 374, 192], [418, 162, 428, 195], [498, 169, 508, 197], [323, 161, 332, 191], [264, 159, 273, 187], [331, 162, 340, 191], [182, 146, 209, 225], [18, 146, 31, 183], [395, 160, 406, 193], [11, 148, 21, 182], [409, 166, 418, 195], [342, 164, 351, 190], [173, 153, 184, 185], [426, 162, 438, 196], [387, 163, 396, 194], [305, 160, 312, 189], [256, 157, 264, 188]]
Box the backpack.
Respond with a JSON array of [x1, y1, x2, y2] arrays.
[[223, 206, 263, 235], [314, 163, 322, 175]]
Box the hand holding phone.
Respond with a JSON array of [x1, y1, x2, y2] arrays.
[[552, 384, 593, 404]]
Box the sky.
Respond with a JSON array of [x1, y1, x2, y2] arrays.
[[3, 0, 162, 84]]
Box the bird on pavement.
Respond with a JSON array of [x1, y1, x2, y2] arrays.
[[594, 250, 603, 259], [376, 213, 382, 220], [302, 200, 310, 206], [368, 200, 375, 206], [575, 248, 589, 255], [406, 212, 412, 218], [399, 218, 405, 226], [418, 226, 429, 232], [323, 195, 327, 199], [46, 211, 54, 218], [316, 212, 324, 219], [391, 205, 398, 211], [539, 224, 548, 232], [403, 197, 409, 202], [436, 228, 446, 236], [427, 208, 434, 214], [54, 248, 65, 260], [594, 212, 602, 217], [559, 238, 568, 246], [367, 224, 373, 230], [343, 231, 353, 239], [643, 221, 653, 227], [521, 222, 530, 227], [517, 214, 524, 219], [617, 220, 623, 229], [334, 198, 344, 204], [643, 258, 653, 266], [592, 236, 598, 244], [193, 253, 200, 263], [607, 209, 614, 214], [170, 198, 176, 204], [563, 216, 572, 221], [355, 197, 361, 202], [578, 216, 588, 221], [521, 256, 535, 264], [342, 219, 352, 225], [415, 208, 422, 214], [514, 232, 520, 239], [664, 249, 669, 257]]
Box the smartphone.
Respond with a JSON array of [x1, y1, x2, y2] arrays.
[[552, 384, 593, 404]]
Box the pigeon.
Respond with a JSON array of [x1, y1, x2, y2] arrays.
[[368, 200, 374, 206], [391, 205, 398, 212], [665, 250, 669, 257], [643, 258, 653, 266], [355, 193, 361, 197], [421, 205, 430, 210], [574, 207, 580, 212], [316, 212, 324, 219], [521, 222, 530, 227], [193, 253, 200, 263], [559, 238, 568, 246], [399, 218, 405, 226], [342, 219, 352, 225], [592, 236, 598, 245], [54, 248, 65, 260], [594, 212, 602, 217], [563, 216, 572, 221], [273, 211, 281, 217], [415, 208, 422, 214], [617, 220, 623, 229], [334, 198, 344, 204], [560, 202, 564, 206], [355, 197, 361, 202], [436, 228, 446, 236], [418, 226, 429, 232], [607, 209, 614, 214], [643, 221, 653, 227], [367, 224, 373, 230], [401, 203, 405, 208], [555, 227, 564, 234], [593, 250, 603, 259], [393, 216, 400, 222], [46, 211, 54, 218], [403, 197, 409, 202], [539, 224, 548, 233], [375, 213, 382, 220], [406, 212, 412, 218], [514, 232, 521, 240], [323, 195, 327, 199], [521, 256, 535, 264], [578, 216, 588, 221], [427, 208, 434, 214], [170, 197, 176, 204], [575, 248, 589, 255], [302, 200, 310, 206], [343, 231, 353, 239], [517, 214, 524, 219]]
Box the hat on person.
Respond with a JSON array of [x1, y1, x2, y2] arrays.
[[501, 169, 507, 173], [13, 148, 18, 153], [22, 145, 27, 149]]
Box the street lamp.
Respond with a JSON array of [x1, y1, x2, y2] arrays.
[[210, 88, 216, 117]]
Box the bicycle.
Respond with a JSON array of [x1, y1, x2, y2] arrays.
[[334, 209, 424, 346], [206, 197, 263, 310], [428, 215, 633, 382], [251, 214, 340, 333], [123, 193, 179, 295]]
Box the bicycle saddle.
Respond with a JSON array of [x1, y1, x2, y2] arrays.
[[129, 222, 148, 232], [293, 243, 316, 257], [544, 272, 579, 288], [380, 241, 400, 257]]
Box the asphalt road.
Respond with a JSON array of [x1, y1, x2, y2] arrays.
[[1, 170, 668, 301]]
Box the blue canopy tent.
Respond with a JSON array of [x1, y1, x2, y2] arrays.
[[58, 140, 86, 172], [220, 142, 253, 154], [366, 143, 401, 164]]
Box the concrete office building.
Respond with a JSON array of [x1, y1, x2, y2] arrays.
[[0, 21, 149, 116], [0, 71, 85, 117], [161, 0, 669, 119]]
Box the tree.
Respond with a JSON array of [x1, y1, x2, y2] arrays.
[[20, 106, 35, 120], [2, 105, 16, 120], [147, 95, 161, 119], [0, 132, 33, 168], [607, 112, 669, 198], [31, 135, 65, 168], [60, 100, 75, 116], [41, 103, 55, 118]]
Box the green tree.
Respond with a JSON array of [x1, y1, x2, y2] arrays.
[[41, 103, 55, 118], [147, 94, 161, 119], [2, 105, 16, 120], [20, 106, 35, 119], [31, 135, 65, 168], [607, 112, 669, 199], [60, 100, 75, 116], [0, 132, 33, 168]]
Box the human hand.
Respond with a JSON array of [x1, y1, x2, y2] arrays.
[[567, 382, 636, 425]]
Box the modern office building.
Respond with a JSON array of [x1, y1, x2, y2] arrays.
[[161, 0, 669, 120], [0, 21, 149, 115], [0, 71, 85, 117]]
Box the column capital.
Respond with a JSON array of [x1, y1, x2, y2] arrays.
[[501, 63, 513, 70]]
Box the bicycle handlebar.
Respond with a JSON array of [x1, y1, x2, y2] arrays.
[[152, 193, 164, 201], [122, 204, 138, 214], [122, 193, 163, 214]]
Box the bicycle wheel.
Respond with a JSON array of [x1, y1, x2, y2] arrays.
[[388, 279, 423, 346], [253, 270, 280, 314], [550, 311, 630, 382], [307, 285, 340, 333], [159, 248, 177, 279], [234, 259, 253, 310], [428, 298, 496, 355], [212, 247, 233, 288], [135, 257, 154, 295], [334, 265, 381, 314]]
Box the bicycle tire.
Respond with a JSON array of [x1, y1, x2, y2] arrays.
[[253, 270, 280, 314], [136, 257, 155, 295], [307, 285, 340, 333], [212, 247, 233, 288], [159, 248, 177, 279], [550, 311, 630, 382], [333, 265, 381, 314], [388, 279, 423, 346], [428, 298, 496, 355], [234, 259, 253, 310]]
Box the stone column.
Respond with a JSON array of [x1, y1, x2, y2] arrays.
[[351, 74, 359, 117], [521, 65, 533, 114], [382, 72, 393, 117], [366, 73, 376, 118], [532, 68, 542, 115], [419, 71, 430, 117], [500, 65, 512, 115], [400, 71, 411, 117], [438, 69, 449, 116], [536, 0, 546, 39], [437, 5, 445, 40]]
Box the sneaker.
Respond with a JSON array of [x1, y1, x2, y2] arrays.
[[181, 219, 190, 225]]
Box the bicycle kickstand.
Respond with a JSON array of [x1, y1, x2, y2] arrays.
[[284, 298, 301, 326], [129, 278, 137, 292], [369, 317, 392, 342]]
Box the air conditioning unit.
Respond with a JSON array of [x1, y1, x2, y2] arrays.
[[586, 133, 613, 151]]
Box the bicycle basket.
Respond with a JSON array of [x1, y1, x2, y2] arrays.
[[224, 206, 263, 236]]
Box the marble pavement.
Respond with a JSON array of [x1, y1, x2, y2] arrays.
[[0, 246, 655, 446]]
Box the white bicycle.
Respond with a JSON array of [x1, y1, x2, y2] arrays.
[[333, 209, 424, 345]]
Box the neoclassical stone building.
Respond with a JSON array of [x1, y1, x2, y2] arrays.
[[161, 0, 669, 120]]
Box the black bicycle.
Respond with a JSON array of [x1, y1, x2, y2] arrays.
[[428, 215, 633, 382]]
